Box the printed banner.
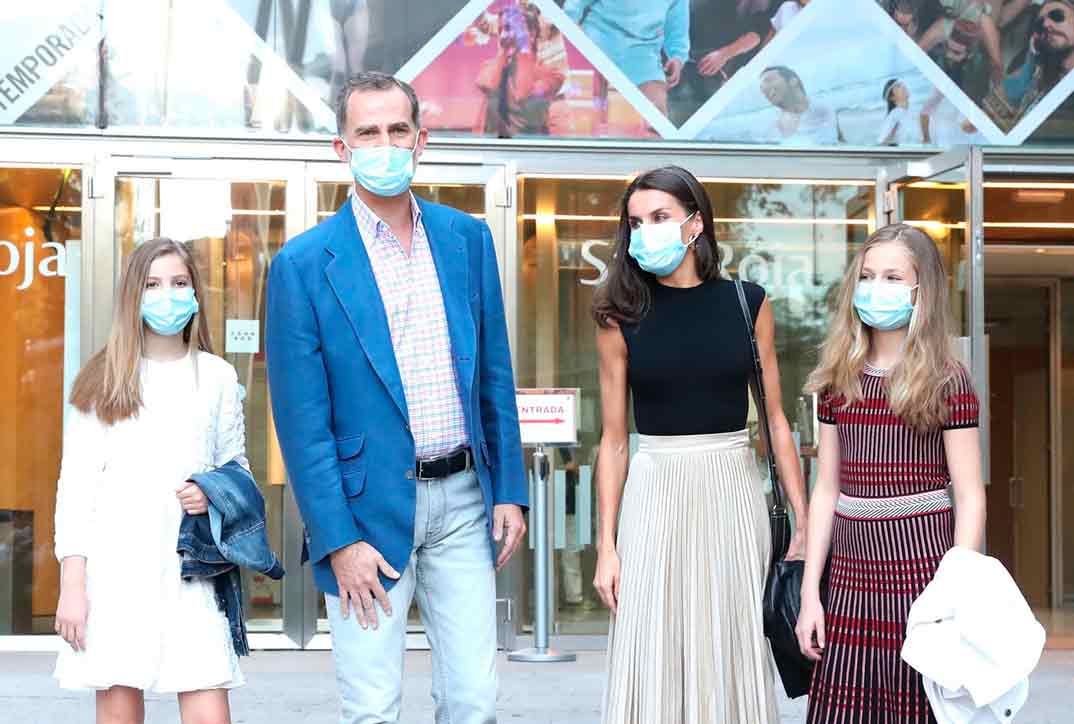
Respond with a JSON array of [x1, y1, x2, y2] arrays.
[[3, 0, 1074, 147], [406, 0, 660, 139], [0, 1, 98, 125], [694, 0, 999, 146]]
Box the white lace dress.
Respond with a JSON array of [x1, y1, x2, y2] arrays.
[[54, 352, 246, 693]]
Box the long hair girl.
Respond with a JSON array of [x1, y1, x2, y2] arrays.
[[805, 223, 959, 429], [797, 223, 986, 724], [70, 238, 213, 425], [55, 237, 249, 724]]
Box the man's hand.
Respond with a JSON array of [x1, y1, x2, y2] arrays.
[[698, 49, 730, 78], [493, 504, 527, 570], [664, 57, 684, 87], [329, 541, 401, 630]]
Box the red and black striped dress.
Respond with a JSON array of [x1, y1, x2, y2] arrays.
[[807, 363, 979, 724]]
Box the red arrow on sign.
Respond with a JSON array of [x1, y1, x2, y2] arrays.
[[521, 418, 565, 424]]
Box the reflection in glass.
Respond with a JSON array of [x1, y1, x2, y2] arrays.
[[516, 175, 872, 634], [0, 167, 81, 633], [900, 182, 969, 335], [115, 177, 287, 631]]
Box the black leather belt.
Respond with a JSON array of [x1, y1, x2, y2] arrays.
[[416, 447, 472, 480]]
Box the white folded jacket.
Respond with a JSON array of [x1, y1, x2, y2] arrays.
[[901, 546, 1045, 723]]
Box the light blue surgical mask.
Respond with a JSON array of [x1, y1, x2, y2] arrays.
[[628, 213, 697, 277], [853, 280, 917, 331], [142, 287, 198, 336], [341, 138, 418, 197]]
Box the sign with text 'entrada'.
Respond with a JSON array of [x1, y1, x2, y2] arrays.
[[516, 388, 579, 447]]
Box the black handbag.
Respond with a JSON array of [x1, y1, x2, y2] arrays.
[[733, 279, 818, 699]]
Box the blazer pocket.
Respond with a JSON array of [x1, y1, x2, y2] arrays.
[[478, 440, 492, 470], [336, 433, 367, 497]]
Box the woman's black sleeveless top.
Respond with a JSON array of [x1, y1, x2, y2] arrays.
[[620, 278, 766, 436]]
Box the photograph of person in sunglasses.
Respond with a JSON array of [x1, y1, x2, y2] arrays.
[[984, 0, 1074, 131]]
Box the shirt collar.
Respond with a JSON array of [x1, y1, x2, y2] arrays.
[[350, 187, 423, 243]]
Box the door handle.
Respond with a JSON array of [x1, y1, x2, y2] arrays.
[[1009, 477, 1024, 509]]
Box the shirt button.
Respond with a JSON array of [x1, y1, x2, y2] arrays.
[[405, 470, 415, 480]]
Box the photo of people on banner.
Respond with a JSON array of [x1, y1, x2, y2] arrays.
[[700, 0, 985, 145], [556, 0, 811, 125], [224, 0, 468, 130], [878, 0, 1074, 135], [410, 0, 655, 138]]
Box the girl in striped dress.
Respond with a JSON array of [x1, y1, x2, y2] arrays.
[[796, 223, 986, 723]]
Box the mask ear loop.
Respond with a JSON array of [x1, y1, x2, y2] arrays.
[[682, 210, 701, 247], [665, 167, 706, 249]]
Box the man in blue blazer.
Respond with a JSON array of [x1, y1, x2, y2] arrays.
[[266, 72, 528, 724]]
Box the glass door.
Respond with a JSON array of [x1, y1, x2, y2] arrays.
[[100, 157, 307, 647], [983, 279, 1057, 612], [876, 147, 988, 483], [978, 165, 1074, 634], [302, 159, 516, 648]]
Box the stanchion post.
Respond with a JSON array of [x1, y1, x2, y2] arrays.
[[508, 443, 576, 663]]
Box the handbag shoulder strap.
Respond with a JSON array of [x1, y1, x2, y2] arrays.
[[733, 279, 786, 512]]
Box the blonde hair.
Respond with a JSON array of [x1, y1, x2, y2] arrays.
[[805, 223, 960, 431], [70, 238, 214, 425]]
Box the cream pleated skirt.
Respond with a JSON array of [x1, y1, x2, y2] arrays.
[[602, 431, 778, 724]]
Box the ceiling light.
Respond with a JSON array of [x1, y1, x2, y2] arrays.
[[1013, 189, 1066, 204]]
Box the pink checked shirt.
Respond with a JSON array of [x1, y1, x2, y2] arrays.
[[351, 191, 469, 460]]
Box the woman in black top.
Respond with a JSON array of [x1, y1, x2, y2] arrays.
[[592, 166, 808, 723]]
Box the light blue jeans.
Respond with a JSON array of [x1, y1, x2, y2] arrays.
[[325, 470, 498, 724]]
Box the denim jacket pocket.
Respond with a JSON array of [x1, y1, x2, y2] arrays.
[[336, 433, 367, 497]]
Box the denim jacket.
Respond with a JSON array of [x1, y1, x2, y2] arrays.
[[177, 459, 284, 655]]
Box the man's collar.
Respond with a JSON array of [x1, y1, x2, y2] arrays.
[[351, 187, 423, 239]]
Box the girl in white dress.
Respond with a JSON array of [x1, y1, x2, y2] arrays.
[[53, 238, 246, 723]]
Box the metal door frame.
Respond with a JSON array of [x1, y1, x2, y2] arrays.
[[92, 156, 310, 648]]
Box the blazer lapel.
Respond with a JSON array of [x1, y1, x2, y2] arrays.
[[323, 202, 409, 423], [419, 199, 476, 393]]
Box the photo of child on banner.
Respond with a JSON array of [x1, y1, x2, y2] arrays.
[[556, 0, 811, 126], [410, 0, 655, 138], [700, 0, 986, 146], [879, 0, 1074, 134]]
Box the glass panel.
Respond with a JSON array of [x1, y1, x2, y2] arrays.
[[0, 6, 99, 128], [899, 182, 969, 338], [114, 176, 287, 631], [516, 175, 871, 634], [313, 179, 487, 632], [0, 166, 82, 634]]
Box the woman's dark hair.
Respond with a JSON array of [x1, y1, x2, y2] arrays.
[[883, 78, 899, 112], [591, 166, 720, 328]]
